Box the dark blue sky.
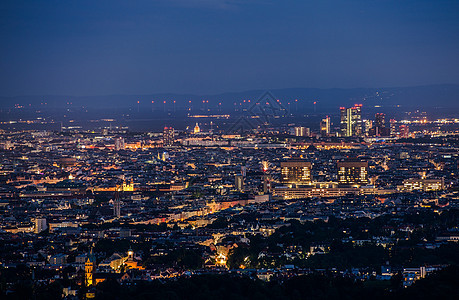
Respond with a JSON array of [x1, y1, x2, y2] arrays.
[[1, 0, 459, 96]]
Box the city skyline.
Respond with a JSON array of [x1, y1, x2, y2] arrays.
[[1, 1, 459, 299]]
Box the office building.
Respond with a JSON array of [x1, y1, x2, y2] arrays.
[[235, 175, 244, 191], [34, 218, 48, 234], [340, 105, 362, 137], [390, 119, 397, 137], [162, 127, 175, 147], [320, 116, 331, 135], [281, 159, 312, 185], [274, 185, 393, 200], [402, 178, 444, 192], [363, 119, 373, 136], [399, 125, 410, 138], [114, 137, 125, 151], [337, 159, 368, 186], [294, 127, 310, 137], [370, 113, 390, 136]]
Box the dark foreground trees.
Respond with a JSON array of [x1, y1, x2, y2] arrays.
[[93, 266, 459, 300], [2, 265, 458, 299]]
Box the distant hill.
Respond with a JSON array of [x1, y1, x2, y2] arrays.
[[1, 84, 459, 112]]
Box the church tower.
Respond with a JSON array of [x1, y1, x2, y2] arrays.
[[85, 248, 96, 286]]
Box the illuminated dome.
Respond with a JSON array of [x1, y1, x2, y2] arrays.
[[193, 123, 200, 134]]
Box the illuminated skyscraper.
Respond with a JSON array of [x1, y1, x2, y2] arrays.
[[281, 159, 312, 185], [399, 125, 410, 138], [340, 107, 347, 136], [375, 113, 385, 132], [114, 137, 125, 151], [371, 113, 389, 136], [235, 175, 244, 191], [363, 119, 373, 136], [34, 218, 47, 234], [390, 119, 397, 137], [340, 105, 362, 137], [320, 116, 331, 135], [337, 159, 368, 186], [294, 127, 310, 137], [162, 127, 175, 147]]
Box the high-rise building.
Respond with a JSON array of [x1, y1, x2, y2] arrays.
[[363, 119, 373, 136], [354, 105, 362, 135], [281, 159, 312, 185], [340, 107, 347, 136], [34, 218, 47, 234], [114, 137, 125, 151], [294, 127, 310, 137], [337, 159, 368, 186], [320, 116, 331, 135], [235, 175, 244, 191], [375, 113, 385, 133], [340, 105, 362, 137], [370, 113, 390, 136], [162, 127, 175, 147], [262, 175, 271, 194], [390, 119, 397, 137], [399, 125, 410, 138]]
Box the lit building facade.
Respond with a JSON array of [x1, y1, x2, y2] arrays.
[[193, 123, 200, 134], [337, 160, 368, 186], [320, 116, 330, 135], [340, 105, 362, 137], [370, 113, 390, 136], [162, 127, 175, 146], [281, 159, 312, 185], [274, 185, 393, 200], [34, 218, 47, 234], [85, 250, 96, 286], [390, 119, 397, 137], [235, 175, 244, 191], [399, 125, 410, 138], [114, 137, 125, 151], [294, 127, 310, 137], [402, 178, 444, 192]]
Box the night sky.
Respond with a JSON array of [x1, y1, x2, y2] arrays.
[[1, 0, 459, 96]]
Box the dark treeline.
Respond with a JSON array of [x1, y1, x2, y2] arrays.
[[2, 265, 458, 299]]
